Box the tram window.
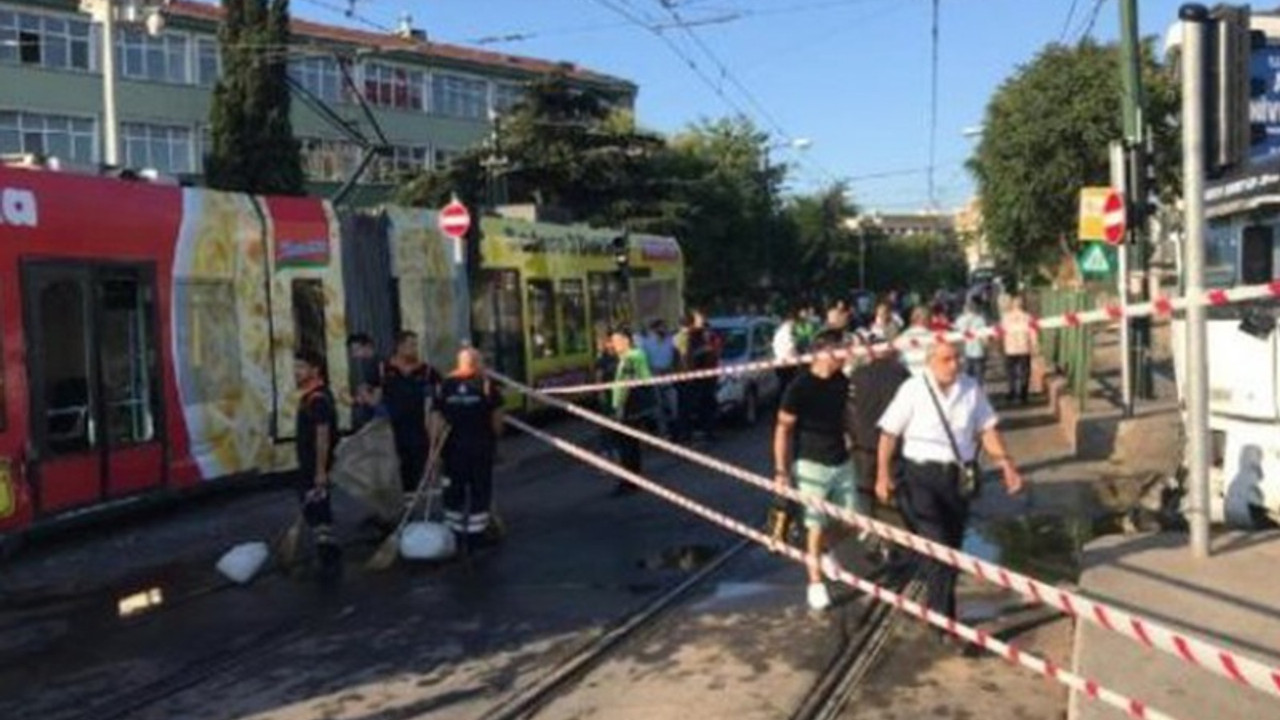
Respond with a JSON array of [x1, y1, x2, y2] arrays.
[[175, 280, 241, 404], [588, 272, 623, 330], [559, 279, 589, 356], [40, 277, 93, 454], [292, 279, 327, 371], [527, 279, 558, 358], [100, 277, 158, 446], [1241, 226, 1274, 285]]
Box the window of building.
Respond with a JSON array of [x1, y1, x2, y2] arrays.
[[300, 137, 359, 182], [196, 37, 219, 86], [363, 62, 424, 110], [122, 122, 193, 174], [371, 145, 427, 183], [433, 147, 460, 170], [558, 279, 588, 356], [492, 82, 525, 114], [0, 111, 96, 163], [292, 279, 327, 369], [117, 28, 188, 84], [527, 279, 558, 359], [0, 10, 91, 71], [289, 54, 343, 102], [431, 73, 487, 119]]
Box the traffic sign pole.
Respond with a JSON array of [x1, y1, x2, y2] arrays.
[[439, 196, 472, 267], [1111, 141, 1134, 418]]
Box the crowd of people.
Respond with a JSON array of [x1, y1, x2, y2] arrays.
[[770, 287, 1036, 634]]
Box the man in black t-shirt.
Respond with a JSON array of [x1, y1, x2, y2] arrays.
[[293, 349, 341, 586], [346, 333, 383, 432], [847, 341, 911, 513], [773, 329, 861, 611]]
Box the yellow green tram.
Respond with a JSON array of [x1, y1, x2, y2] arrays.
[[471, 217, 684, 411]]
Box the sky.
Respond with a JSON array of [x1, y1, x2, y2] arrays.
[[289, 0, 1190, 212]]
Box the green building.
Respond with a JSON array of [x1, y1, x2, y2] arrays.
[[0, 0, 636, 200]]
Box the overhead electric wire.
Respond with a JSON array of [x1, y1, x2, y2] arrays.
[[1059, 0, 1081, 43], [647, 0, 842, 185], [1075, 0, 1110, 42]]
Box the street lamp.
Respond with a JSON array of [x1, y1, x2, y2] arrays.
[[80, 0, 171, 167], [761, 137, 812, 289], [852, 212, 882, 291]]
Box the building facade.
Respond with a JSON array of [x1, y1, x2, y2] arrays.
[[0, 0, 635, 197]]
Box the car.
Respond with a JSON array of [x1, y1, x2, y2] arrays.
[[707, 316, 782, 425]]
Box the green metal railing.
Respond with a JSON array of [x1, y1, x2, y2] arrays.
[[1031, 290, 1094, 410]]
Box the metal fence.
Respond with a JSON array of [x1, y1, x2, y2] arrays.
[[1030, 289, 1095, 410]]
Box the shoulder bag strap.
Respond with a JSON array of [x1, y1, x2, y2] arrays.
[[923, 377, 967, 465]]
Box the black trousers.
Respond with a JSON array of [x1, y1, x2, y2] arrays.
[[895, 460, 970, 620], [1006, 354, 1031, 402], [393, 425, 428, 493], [294, 474, 339, 576], [614, 416, 653, 475], [443, 444, 495, 537]]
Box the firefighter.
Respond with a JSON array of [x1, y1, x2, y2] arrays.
[[436, 348, 504, 550], [382, 330, 442, 495], [292, 349, 341, 586]]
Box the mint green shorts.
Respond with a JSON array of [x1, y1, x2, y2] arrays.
[[795, 458, 862, 530]]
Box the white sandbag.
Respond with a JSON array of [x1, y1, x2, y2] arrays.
[[217, 542, 270, 584], [399, 521, 456, 561]]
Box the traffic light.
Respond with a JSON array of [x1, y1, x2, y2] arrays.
[[612, 233, 630, 282]]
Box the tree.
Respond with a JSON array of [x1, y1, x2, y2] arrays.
[[781, 183, 858, 297], [967, 39, 1178, 282], [206, 0, 305, 195]]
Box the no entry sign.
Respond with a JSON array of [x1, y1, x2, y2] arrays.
[[1103, 190, 1126, 245], [438, 199, 471, 239]]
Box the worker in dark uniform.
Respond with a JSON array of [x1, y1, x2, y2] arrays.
[[436, 348, 504, 550], [293, 349, 341, 586], [382, 330, 442, 495]]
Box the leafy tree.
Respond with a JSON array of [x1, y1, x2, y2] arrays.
[[206, 0, 305, 195], [967, 39, 1178, 282], [781, 182, 858, 296]]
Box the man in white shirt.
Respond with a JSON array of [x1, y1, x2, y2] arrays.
[[772, 311, 799, 390], [953, 300, 990, 381], [875, 341, 1024, 639]]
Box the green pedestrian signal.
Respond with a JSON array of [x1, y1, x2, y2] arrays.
[[1078, 243, 1116, 277]]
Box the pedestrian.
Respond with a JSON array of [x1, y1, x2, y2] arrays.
[[866, 302, 903, 345], [679, 309, 720, 442], [773, 329, 862, 611], [346, 333, 383, 432], [382, 330, 443, 495], [641, 318, 678, 438], [1001, 295, 1038, 404], [875, 341, 1024, 640], [611, 327, 658, 494], [772, 310, 799, 391], [847, 341, 911, 532], [928, 302, 952, 332], [292, 349, 341, 586], [899, 307, 932, 376], [594, 329, 620, 460], [436, 348, 504, 550], [954, 300, 990, 381]]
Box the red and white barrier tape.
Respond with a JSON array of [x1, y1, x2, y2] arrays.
[[491, 370, 1280, 702], [543, 280, 1280, 395], [504, 415, 1182, 720]]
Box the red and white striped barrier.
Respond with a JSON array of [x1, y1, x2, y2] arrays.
[[543, 280, 1280, 395], [491, 370, 1280, 703], [505, 415, 1182, 720]]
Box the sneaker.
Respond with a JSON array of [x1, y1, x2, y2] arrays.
[[807, 582, 832, 611]]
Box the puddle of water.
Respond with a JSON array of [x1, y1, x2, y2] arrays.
[[689, 582, 784, 612], [962, 513, 1125, 584], [117, 587, 165, 618], [637, 544, 720, 572]]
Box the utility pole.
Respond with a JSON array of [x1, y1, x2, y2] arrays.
[[1180, 3, 1212, 560], [1119, 0, 1154, 400]]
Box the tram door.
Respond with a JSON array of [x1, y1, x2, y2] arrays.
[[474, 269, 526, 384], [22, 262, 165, 514]]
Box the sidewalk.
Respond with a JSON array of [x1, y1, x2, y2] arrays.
[[1070, 531, 1280, 720]]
